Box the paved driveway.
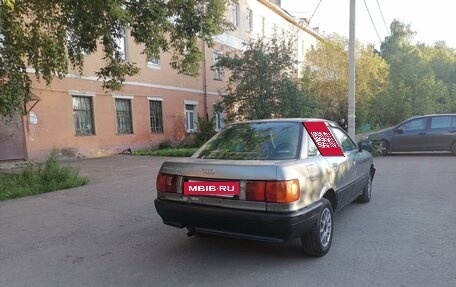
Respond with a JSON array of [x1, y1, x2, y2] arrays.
[[1, 154, 455, 287]]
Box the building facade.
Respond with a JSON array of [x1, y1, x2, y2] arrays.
[[0, 0, 323, 161]]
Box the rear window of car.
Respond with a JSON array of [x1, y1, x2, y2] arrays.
[[431, 116, 453, 129], [194, 122, 301, 160]]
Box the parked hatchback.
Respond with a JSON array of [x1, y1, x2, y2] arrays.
[[361, 114, 456, 155], [154, 119, 375, 257]]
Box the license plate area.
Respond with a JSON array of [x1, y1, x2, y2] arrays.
[[183, 179, 240, 197]]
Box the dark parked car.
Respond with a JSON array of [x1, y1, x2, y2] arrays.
[[154, 119, 375, 257], [361, 114, 456, 155]]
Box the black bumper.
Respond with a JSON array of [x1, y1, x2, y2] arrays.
[[154, 199, 322, 242]]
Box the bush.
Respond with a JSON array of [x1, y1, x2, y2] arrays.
[[132, 147, 198, 157], [195, 116, 216, 147], [0, 150, 88, 201], [159, 141, 172, 149]]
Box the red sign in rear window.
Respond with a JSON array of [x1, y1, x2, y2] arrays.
[[184, 181, 240, 196], [303, 121, 344, 156]]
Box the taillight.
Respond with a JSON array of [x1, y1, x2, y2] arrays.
[[246, 181, 266, 201], [156, 173, 178, 193], [245, 179, 300, 203], [266, 179, 300, 203]]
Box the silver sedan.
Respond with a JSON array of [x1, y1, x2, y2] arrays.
[[154, 118, 375, 257]]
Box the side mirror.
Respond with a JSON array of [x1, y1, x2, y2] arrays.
[[395, 128, 404, 134], [358, 140, 371, 152]]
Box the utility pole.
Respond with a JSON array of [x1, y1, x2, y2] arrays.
[[348, 0, 356, 140]]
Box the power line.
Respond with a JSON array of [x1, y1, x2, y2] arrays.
[[308, 0, 323, 24], [363, 0, 382, 43], [376, 0, 390, 36]]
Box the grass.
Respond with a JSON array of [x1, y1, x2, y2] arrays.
[[0, 151, 88, 201], [132, 147, 198, 157]]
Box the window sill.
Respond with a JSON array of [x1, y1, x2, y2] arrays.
[[147, 63, 160, 70]]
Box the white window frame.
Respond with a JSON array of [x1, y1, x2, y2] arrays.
[[114, 29, 127, 60], [71, 93, 96, 136], [232, 2, 240, 27], [215, 112, 225, 131], [261, 16, 266, 37], [213, 51, 223, 80], [245, 9, 253, 33], [184, 100, 198, 133], [147, 54, 160, 69], [113, 96, 134, 134]]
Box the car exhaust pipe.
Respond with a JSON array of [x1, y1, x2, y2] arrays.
[[186, 227, 195, 237]]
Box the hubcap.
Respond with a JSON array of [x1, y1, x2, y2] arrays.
[[319, 208, 332, 248]]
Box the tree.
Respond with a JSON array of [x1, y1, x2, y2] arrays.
[[302, 34, 349, 122], [215, 34, 317, 121], [302, 34, 390, 127], [0, 0, 230, 117], [380, 20, 455, 124]]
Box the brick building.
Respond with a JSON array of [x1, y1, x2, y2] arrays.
[[0, 0, 323, 161]]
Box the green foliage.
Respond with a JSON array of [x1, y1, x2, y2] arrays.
[[159, 141, 172, 149], [304, 22, 456, 130], [195, 116, 216, 147], [132, 147, 198, 157], [379, 20, 456, 125], [215, 33, 316, 121], [0, 150, 88, 201], [302, 34, 390, 126], [0, 0, 231, 117]]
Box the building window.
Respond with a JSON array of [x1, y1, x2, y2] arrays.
[[185, 103, 198, 133], [215, 112, 224, 131], [246, 9, 253, 33], [261, 16, 266, 37], [213, 51, 223, 80], [114, 29, 127, 60], [115, 98, 133, 134], [72, 96, 95, 135], [232, 2, 240, 27], [147, 54, 160, 68], [150, 100, 164, 133]]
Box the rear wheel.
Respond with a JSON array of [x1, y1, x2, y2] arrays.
[[301, 199, 333, 257], [357, 172, 372, 203], [379, 140, 391, 156]]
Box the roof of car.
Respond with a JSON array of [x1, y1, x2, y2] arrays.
[[409, 113, 456, 119], [234, 118, 338, 125]]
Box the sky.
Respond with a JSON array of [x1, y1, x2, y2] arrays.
[[281, 0, 456, 49]]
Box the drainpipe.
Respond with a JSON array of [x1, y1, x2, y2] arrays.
[[202, 41, 209, 120]]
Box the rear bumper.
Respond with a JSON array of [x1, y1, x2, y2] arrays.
[[154, 199, 322, 242]]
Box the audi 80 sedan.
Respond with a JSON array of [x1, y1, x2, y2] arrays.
[[154, 119, 375, 257]]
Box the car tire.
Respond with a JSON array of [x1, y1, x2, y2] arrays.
[[301, 199, 333, 257], [379, 140, 390, 156], [357, 172, 372, 203]]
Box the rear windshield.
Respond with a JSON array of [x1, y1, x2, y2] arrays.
[[193, 122, 301, 160]]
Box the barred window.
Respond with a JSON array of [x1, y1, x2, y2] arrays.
[[150, 100, 164, 133], [115, 98, 133, 134], [72, 96, 95, 135]]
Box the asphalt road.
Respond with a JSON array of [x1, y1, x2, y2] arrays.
[[1, 154, 455, 287]]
